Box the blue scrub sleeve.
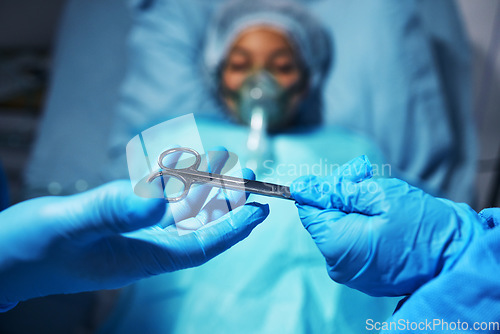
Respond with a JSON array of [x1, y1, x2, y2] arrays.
[[382, 208, 500, 333]]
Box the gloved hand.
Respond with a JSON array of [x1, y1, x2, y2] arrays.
[[291, 156, 486, 297], [0, 151, 268, 308], [380, 214, 500, 334]]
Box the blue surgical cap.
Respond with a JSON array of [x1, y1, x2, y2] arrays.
[[203, 0, 332, 100]]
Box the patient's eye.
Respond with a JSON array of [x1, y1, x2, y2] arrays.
[[272, 63, 295, 74], [227, 61, 250, 72], [225, 51, 251, 73], [268, 54, 299, 76]]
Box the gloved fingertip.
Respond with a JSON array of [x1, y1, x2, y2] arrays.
[[257, 202, 270, 215], [192, 202, 269, 263], [241, 167, 256, 181], [206, 147, 230, 174], [232, 202, 269, 228], [358, 155, 374, 180], [244, 201, 270, 218], [290, 175, 327, 206], [361, 155, 370, 163], [478, 208, 500, 229], [338, 155, 373, 182], [207, 145, 228, 152]]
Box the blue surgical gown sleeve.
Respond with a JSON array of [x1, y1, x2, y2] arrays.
[[381, 208, 500, 334]]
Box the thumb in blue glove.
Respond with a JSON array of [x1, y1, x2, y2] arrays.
[[0, 179, 268, 308], [291, 156, 486, 297]]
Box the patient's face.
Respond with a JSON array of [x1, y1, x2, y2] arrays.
[[221, 27, 305, 123]]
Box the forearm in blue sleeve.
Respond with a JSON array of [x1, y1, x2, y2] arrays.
[[382, 215, 500, 333]]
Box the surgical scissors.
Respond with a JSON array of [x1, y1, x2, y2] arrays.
[[146, 147, 292, 202]]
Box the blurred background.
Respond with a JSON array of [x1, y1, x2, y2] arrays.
[[0, 0, 498, 210]]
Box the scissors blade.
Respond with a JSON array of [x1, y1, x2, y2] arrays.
[[239, 178, 293, 200], [173, 168, 293, 200]]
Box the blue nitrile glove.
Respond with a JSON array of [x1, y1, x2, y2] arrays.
[[381, 209, 500, 334], [0, 173, 268, 309], [291, 156, 486, 297]]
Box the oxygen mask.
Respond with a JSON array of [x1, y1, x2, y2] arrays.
[[221, 70, 304, 174]]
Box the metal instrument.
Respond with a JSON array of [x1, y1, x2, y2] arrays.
[[146, 147, 292, 202]]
